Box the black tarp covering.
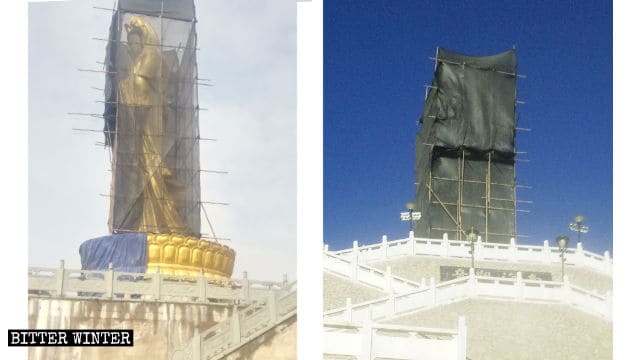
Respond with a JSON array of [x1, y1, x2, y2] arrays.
[[415, 48, 517, 243], [103, 1, 201, 237], [418, 48, 516, 153]]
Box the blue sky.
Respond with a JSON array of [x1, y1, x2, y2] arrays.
[[324, 0, 612, 254]]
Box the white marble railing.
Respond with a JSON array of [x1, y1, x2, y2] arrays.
[[323, 270, 612, 323], [324, 252, 420, 293], [172, 284, 297, 360], [327, 232, 613, 276], [28, 261, 291, 305], [324, 317, 467, 360]]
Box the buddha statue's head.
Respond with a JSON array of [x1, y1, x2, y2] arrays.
[[124, 16, 158, 59]]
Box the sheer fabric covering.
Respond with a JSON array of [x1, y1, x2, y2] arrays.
[[102, 1, 201, 237]]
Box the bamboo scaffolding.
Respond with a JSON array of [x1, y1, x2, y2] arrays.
[[201, 235, 231, 242], [91, 36, 200, 51], [428, 56, 527, 78], [417, 47, 530, 243], [200, 202, 219, 242], [72, 128, 217, 141], [485, 152, 491, 240], [92, 6, 197, 24], [431, 227, 524, 238], [480, 196, 532, 204], [78, 67, 212, 86], [424, 182, 460, 230], [109, 228, 231, 241], [430, 176, 530, 188], [428, 201, 529, 213], [94, 99, 208, 111], [422, 143, 523, 155], [99, 193, 229, 207], [107, 164, 227, 175]]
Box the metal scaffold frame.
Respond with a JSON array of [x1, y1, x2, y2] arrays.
[[416, 47, 531, 243], [70, 0, 230, 243]]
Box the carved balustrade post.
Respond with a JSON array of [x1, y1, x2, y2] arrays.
[[509, 238, 517, 261], [268, 290, 278, 323], [153, 266, 161, 301], [106, 262, 114, 299], [360, 319, 373, 360], [475, 236, 483, 261], [352, 240, 360, 261], [242, 271, 250, 301], [443, 233, 450, 257], [383, 266, 394, 293], [56, 260, 65, 297], [576, 242, 585, 266], [516, 271, 524, 300], [467, 268, 476, 297], [382, 235, 388, 259], [230, 306, 241, 344], [198, 269, 206, 303], [604, 251, 612, 275], [388, 293, 396, 316], [350, 256, 359, 282], [344, 297, 352, 323], [430, 277, 436, 306], [543, 240, 551, 263], [457, 316, 467, 360], [409, 230, 416, 256]]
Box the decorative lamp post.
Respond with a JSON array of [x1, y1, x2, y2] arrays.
[[569, 215, 589, 244], [466, 227, 479, 269], [406, 202, 415, 232], [556, 235, 570, 281], [400, 202, 421, 232]]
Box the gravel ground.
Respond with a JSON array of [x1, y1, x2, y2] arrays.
[[323, 272, 386, 311], [384, 299, 612, 360]]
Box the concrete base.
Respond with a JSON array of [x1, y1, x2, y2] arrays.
[[28, 296, 281, 359]]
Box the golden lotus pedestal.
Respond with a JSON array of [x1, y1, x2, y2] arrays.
[[146, 234, 236, 278]]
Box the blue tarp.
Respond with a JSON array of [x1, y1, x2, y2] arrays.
[[79, 233, 148, 273]]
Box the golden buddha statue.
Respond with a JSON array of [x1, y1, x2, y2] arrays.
[[119, 16, 185, 235], [107, 16, 236, 278]]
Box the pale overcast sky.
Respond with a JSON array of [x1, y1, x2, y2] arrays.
[[28, 0, 297, 281]]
